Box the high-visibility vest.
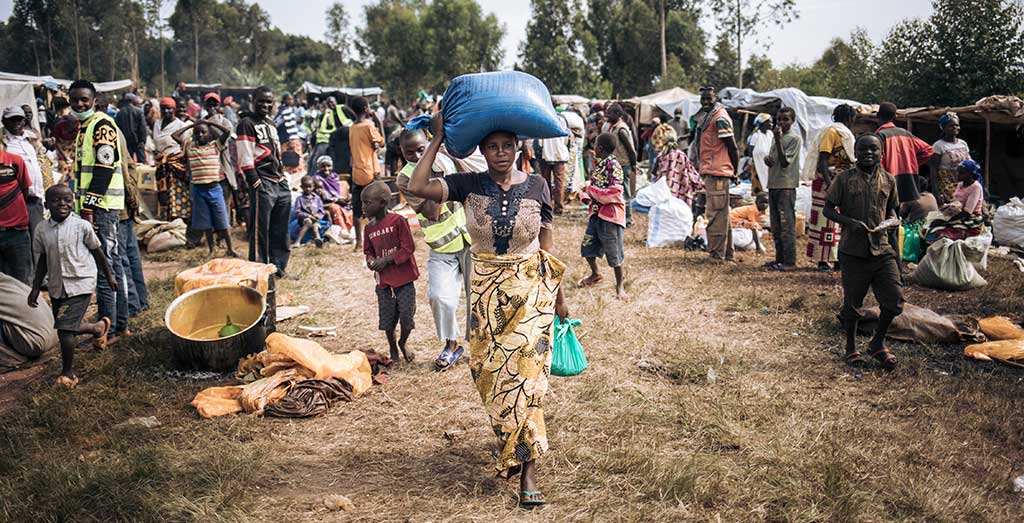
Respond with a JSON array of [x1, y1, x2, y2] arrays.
[[75, 112, 125, 212], [315, 105, 353, 144], [420, 203, 471, 254]]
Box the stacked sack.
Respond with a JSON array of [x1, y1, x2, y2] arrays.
[[136, 219, 187, 252]]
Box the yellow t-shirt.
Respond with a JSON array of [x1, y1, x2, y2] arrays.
[[819, 126, 843, 154]]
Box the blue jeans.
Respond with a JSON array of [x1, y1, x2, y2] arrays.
[[118, 219, 148, 315], [0, 229, 32, 285], [94, 209, 128, 332]]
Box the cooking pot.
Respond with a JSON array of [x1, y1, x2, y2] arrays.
[[165, 284, 268, 371]]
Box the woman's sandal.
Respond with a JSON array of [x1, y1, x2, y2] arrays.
[[55, 375, 79, 389], [519, 490, 546, 508], [868, 346, 898, 370], [577, 275, 603, 287], [844, 351, 866, 367], [433, 346, 465, 372], [817, 262, 832, 272]]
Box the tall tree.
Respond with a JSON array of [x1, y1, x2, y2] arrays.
[[325, 1, 351, 64], [518, 0, 602, 96], [357, 0, 431, 101], [706, 32, 737, 91], [589, 0, 706, 96], [421, 0, 504, 89], [707, 0, 798, 88]]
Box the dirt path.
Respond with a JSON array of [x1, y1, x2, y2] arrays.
[[2, 211, 1022, 523]]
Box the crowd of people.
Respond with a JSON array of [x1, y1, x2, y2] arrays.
[[0, 76, 998, 509]]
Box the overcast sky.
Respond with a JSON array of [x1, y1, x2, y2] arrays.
[[0, 0, 935, 68]]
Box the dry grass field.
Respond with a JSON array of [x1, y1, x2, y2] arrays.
[[2, 209, 1023, 523]]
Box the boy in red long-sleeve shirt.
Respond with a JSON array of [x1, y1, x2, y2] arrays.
[[579, 133, 629, 301], [362, 181, 418, 363]]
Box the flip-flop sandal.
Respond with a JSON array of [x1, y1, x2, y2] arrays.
[[763, 261, 782, 270], [434, 346, 465, 371], [519, 490, 545, 508], [403, 350, 416, 363], [93, 317, 111, 350], [577, 275, 603, 287], [55, 375, 79, 389], [868, 346, 898, 370], [817, 263, 832, 272], [844, 351, 866, 367]]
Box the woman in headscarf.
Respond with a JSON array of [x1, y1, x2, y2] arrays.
[[925, 159, 986, 243], [652, 126, 703, 206], [747, 113, 774, 193], [805, 104, 856, 271], [152, 97, 191, 223], [313, 155, 353, 237], [406, 113, 568, 509], [929, 112, 972, 204]]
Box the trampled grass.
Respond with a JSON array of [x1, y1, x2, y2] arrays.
[[1, 210, 1022, 522]]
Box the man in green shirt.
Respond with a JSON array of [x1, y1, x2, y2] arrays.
[[763, 107, 802, 270]]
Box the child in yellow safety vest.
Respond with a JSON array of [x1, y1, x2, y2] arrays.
[[394, 129, 472, 372]]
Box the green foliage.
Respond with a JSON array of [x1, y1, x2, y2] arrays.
[[357, 0, 504, 100], [587, 0, 706, 96], [517, 0, 604, 97], [706, 32, 737, 90]]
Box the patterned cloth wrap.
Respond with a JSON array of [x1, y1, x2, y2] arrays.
[[468, 249, 565, 477]]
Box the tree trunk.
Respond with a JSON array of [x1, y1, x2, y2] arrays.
[[72, 0, 82, 78], [193, 14, 200, 82], [735, 0, 743, 88], [659, 0, 667, 80]]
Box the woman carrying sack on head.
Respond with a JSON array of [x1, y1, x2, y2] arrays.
[[407, 112, 569, 509]]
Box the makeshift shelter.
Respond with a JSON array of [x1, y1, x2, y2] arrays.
[[859, 96, 1024, 200], [296, 82, 383, 101], [0, 81, 41, 134], [624, 87, 696, 124], [0, 72, 133, 93]]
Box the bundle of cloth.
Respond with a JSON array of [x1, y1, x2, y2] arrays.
[[191, 333, 390, 419]]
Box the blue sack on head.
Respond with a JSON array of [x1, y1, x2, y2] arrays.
[[429, 71, 569, 159]]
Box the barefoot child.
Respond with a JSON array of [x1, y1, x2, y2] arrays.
[[290, 175, 326, 248], [28, 185, 115, 388], [579, 133, 628, 301], [172, 119, 238, 257], [362, 181, 418, 363], [824, 134, 904, 370], [730, 192, 769, 253]]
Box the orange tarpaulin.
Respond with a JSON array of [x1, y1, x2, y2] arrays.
[[964, 339, 1024, 362], [978, 317, 1024, 341], [191, 333, 373, 419]]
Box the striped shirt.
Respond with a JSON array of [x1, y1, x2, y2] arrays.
[[187, 140, 224, 185]]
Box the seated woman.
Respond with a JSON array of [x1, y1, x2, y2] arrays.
[[925, 159, 986, 243], [313, 156, 354, 240]]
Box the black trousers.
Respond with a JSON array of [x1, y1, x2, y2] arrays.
[[248, 179, 292, 274], [839, 252, 904, 321]]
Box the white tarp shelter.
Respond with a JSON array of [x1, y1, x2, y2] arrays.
[[298, 82, 383, 98], [0, 81, 41, 134], [0, 72, 133, 93], [626, 87, 697, 124]]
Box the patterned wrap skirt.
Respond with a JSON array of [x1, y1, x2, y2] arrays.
[[156, 153, 191, 222], [469, 250, 565, 477], [806, 173, 841, 263]]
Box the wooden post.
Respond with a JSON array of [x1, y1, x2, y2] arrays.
[[739, 112, 750, 155], [906, 118, 913, 134], [984, 116, 992, 193]]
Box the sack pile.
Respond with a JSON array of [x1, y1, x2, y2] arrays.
[[136, 219, 187, 252], [993, 197, 1024, 249], [911, 238, 987, 291], [638, 178, 693, 248]]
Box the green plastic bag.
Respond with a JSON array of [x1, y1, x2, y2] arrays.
[[903, 221, 924, 263], [551, 317, 587, 377]]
